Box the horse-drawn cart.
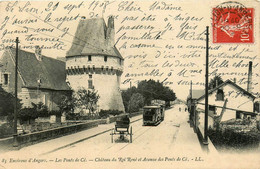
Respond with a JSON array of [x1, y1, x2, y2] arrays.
[[110, 114, 133, 143]]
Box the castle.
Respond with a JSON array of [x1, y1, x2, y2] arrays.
[[65, 17, 125, 112]]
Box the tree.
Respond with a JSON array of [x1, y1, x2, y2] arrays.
[[18, 102, 48, 124], [0, 87, 22, 126], [128, 93, 145, 113], [0, 87, 22, 117], [73, 88, 100, 116], [209, 76, 224, 90], [58, 95, 75, 115], [18, 107, 37, 124], [137, 79, 176, 105], [121, 79, 176, 112], [121, 86, 138, 112]]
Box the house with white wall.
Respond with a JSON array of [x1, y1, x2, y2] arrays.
[[196, 79, 256, 123]]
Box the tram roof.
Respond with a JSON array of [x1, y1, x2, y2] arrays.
[[143, 106, 161, 109]]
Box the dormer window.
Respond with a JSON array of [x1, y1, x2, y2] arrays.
[[216, 89, 224, 101], [88, 55, 92, 61], [104, 56, 107, 62]]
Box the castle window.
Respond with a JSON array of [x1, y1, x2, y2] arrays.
[[104, 56, 107, 62], [4, 73, 9, 85], [88, 74, 93, 89], [88, 55, 92, 61], [216, 89, 224, 101]]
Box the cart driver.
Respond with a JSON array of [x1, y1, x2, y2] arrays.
[[119, 114, 130, 140], [121, 114, 130, 125]]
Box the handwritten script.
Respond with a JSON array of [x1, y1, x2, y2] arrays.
[[0, 1, 259, 98]]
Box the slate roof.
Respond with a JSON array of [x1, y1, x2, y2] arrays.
[[197, 80, 255, 101], [190, 90, 205, 99], [66, 18, 123, 59], [7, 48, 70, 91]]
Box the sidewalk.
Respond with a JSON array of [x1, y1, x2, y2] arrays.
[[2, 107, 209, 157], [170, 105, 205, 155], [2, 115, 142, 157]]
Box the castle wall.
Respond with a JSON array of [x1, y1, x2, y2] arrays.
[[66, 55, 124, 112], [66, 55, 123, 71]]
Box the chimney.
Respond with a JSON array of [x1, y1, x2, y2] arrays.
[[35, 46, 42, 61], [106, 16, 115, 47], [215, 78, 218, 88], [233, 78, 236, 84], [247, 61, 252, 92]]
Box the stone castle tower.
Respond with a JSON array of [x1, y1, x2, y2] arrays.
[[66, 16, 125, 111]]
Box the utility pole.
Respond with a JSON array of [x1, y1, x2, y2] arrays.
[[13, 37, 19, 147], [204, 26, 209, 145]]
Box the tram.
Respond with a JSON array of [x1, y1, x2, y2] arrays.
[[143, 105, 164, 126]]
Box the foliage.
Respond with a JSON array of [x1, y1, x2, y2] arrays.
[[128, 93, 145, 113], [137, 79, 176, 105], [18, 102, 62, 123], [99, 109, 124, 118], [32, 102, 48, 117], [73, 88, 100, 115], [208, 128, 260, 151], [49, 110, 62, 117], [121, 87, 138, 112], [0, 87, 22, 117], [209, 75, 224, 90], [121, 79, 176, 112], [58, 95, 74, 115], [0, 123, 13, 138], [19, 107, 37, 121], [66, 113, 80, 120]]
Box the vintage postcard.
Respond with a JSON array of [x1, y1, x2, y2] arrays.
[[0, 0, 259, 168]]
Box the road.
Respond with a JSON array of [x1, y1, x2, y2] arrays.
[[1, 105, 208, 169], [43, 104, 203, 160], [47, 107, 182, 158]]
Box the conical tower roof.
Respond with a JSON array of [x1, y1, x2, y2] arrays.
[[66, 18, 123, 59]]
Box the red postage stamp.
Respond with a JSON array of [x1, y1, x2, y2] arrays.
[[212, 2, 254, 43]]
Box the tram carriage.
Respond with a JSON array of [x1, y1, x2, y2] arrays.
[[110, 114, 133, 143], [143, 105, 164, 126]]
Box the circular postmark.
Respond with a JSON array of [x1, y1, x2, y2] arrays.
[[212, 1, 254, 43]]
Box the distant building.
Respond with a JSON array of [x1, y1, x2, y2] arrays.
[[0, 47, 71, 110], [66, 17, 125, 111]]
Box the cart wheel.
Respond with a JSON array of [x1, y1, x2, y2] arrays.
[[111, 129, 114, 143], [129, 126, 132, 143]]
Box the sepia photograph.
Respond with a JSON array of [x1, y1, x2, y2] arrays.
[[0, 0, 259, 168]]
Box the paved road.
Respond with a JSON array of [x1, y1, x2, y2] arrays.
[[47, 108, 182, 158], [0, 105, 208, 169]]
